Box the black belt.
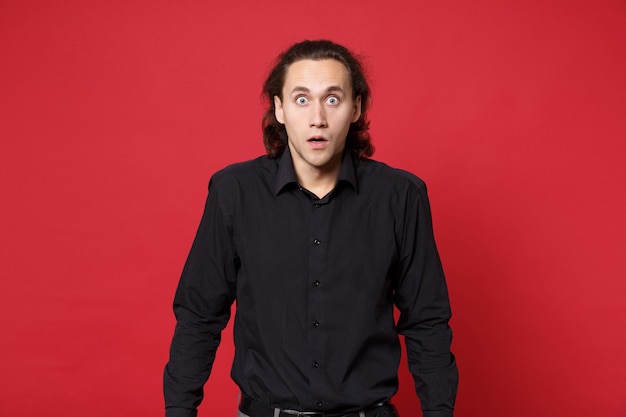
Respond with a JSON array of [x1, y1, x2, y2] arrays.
[[239, 395, 398, 417]]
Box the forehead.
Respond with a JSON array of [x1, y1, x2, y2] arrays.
[[282, 59, 352, 94]]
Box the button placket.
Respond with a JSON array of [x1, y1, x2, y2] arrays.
[[307, 190, 328, 404]]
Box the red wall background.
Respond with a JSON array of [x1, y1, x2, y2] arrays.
[[1, 1, 625, 416]]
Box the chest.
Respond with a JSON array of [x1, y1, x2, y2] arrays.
[[231, 189, 402, 287]]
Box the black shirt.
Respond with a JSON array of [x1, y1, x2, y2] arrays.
[[164, 149, 458, 417]]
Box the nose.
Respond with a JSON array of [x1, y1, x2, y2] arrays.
[[309, 101, 328, 128]]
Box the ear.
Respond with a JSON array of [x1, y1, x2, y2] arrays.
[[351, 96, 362, 123], [274, 96, 285, 124]]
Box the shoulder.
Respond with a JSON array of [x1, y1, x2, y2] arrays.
[[209, 155, 275, 190], [356, 158, 427, 194]]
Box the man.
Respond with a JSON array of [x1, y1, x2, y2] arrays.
[[164, 39, 458, 417]]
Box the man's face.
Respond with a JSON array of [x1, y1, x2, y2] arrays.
[[274, 59, 361, 176]]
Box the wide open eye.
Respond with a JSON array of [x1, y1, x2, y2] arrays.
[[296, 96, 308, 105], [326, 96, 339, 105]]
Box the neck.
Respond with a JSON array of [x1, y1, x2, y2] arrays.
[[293, 160, 341, 199]]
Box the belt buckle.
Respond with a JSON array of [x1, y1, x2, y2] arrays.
[[279, 409, 323, 417]]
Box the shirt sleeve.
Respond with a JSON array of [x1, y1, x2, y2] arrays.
[[163, 177, 238, 417], [393, 180, 458, 417]]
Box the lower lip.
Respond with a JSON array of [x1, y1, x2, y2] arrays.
[[308, 140, 328, 148]]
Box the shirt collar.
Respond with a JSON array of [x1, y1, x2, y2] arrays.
[[274, 147, 358, 196]]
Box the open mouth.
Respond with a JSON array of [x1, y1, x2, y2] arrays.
[[308, 136, 328, 143]]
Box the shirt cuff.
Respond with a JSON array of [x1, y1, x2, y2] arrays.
[[165, 407, 198, 417], [422, 411, 454, 417]]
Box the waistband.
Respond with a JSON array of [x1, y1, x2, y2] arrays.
[[239, 395, 398, 417]]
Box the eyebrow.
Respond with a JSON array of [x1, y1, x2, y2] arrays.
[[289, 86, 346, 95]]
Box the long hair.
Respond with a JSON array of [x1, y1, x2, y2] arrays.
[[261, 40, 374, 159]]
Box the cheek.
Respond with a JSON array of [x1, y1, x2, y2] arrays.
[[282, 117, 301, 137], [338, 111, 355, 130], [283, 111, 305, 128]]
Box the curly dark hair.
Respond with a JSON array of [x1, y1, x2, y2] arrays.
[[262, 40, 374, 159]]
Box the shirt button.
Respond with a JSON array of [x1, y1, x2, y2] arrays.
[[313, 280, 320, 287], [313, 320, 319, 328], [313, 203, 321, 208], [313, 239, 321, 245], [313, 361, 320, 368], [316, 401, 323, 408]]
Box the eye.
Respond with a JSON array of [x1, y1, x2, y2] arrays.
[[326, 96, 339, 105], [296, 96, 308, 105]]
